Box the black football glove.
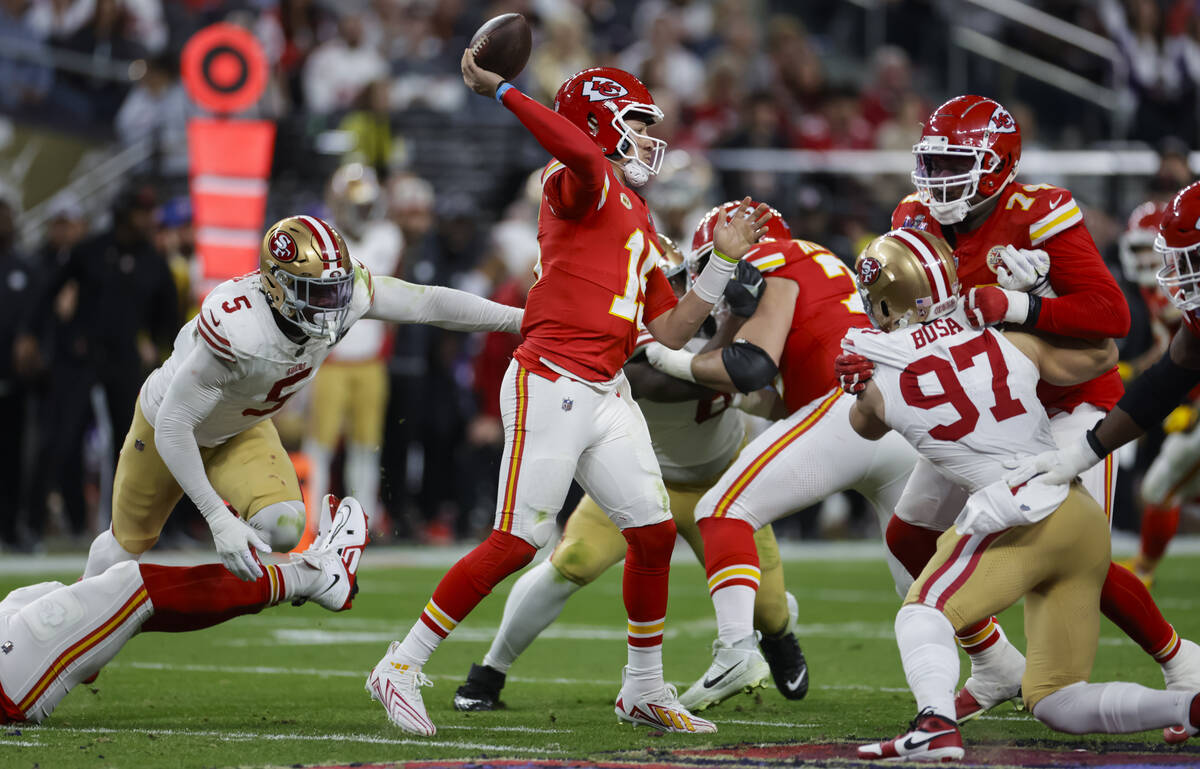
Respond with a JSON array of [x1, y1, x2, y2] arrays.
[[725, 260, 766, 318]]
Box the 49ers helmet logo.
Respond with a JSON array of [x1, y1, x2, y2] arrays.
[[858, 256, 882, 285], [987, 106, 1017, 134], [269, 230, 297, 262], [581, 76, 629, 102]]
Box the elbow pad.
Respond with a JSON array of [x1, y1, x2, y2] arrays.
[[1119, 351, 1200, 431], [722, 340, 778, 393]]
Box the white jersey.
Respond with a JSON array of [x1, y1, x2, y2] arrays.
[[140, 265, 374, 447], [329, 222, 402, 363], [843, 306, 1067, 528], [634, 331, 745, 486]]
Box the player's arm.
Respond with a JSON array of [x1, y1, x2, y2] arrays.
[[1030, 225, 1131, 338], [849, 380, 890, 440], [154, 345, 271, 580], [462, 50, 606, 218], [646, 276, 796, 392], [624, 355, 716, 402], [366, 276, 523, 333], [1001, 330, 1118, 386]]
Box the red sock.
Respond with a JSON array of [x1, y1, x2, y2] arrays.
[[957, 617, 1001, 654], [698, 517, 758, 589], [1101, 561, 1180, 662], [1140, 503, 1181, 562], [139, 563, 273, 632], [621, 519, 677, 644], [420, 530, 536, 637], [886, 515, 942, 579]]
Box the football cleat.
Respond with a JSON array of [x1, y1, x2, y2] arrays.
[[1163, 695, 1200, 744], [453, 663, 506, 711], [1163, 639, 1200, 692], [294, 495, 369, 611], [366, 641, 436, 736], [859, 708, 964, 762], [678, 634, 771, 712], [760, 629, 809, 700], [615, 668, 716, 734], [954, 629, 1026, 723]]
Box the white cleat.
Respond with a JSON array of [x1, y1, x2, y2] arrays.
[[1163, 639, 1200, 691], [294, 495, 369, 611], [678, 634, 771, 712], [615, 669, 716, 733], [366, 641, 436, 736], [954, 627, 1026, 723]]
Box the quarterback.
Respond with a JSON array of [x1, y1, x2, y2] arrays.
[[364, 52, 772, 737], [452, 236, 807, 712], [836, 95, 1199, 720], [645, 201, 919, 711], [845, 231, 1200, 762], [3, 496, 368, 724], [83, 214, 522, 582]]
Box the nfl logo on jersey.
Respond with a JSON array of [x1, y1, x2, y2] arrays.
[[562, 398, 573, 412]]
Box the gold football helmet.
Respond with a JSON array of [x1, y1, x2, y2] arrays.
[[656, 232, 688, 296], [855, 228, 959, 331], [328, 163, 382, 239], [260, 215, 355, 343]]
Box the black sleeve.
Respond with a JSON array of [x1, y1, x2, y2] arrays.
[[1117, 350, 1200, 431]]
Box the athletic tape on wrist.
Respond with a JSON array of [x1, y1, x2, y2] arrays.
[[692, 255, 736, 304]]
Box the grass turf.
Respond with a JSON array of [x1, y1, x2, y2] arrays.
[[4, 551, 1199, 768]]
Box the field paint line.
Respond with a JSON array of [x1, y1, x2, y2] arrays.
[[717, 719, 817, 727], [0, 740, 41, 747], [35, 726, 562, 754]]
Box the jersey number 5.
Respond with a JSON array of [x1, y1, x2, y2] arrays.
[[610, 229, 662, 324], [242, 368, 310, 417], [899, 333, 1026, 440]]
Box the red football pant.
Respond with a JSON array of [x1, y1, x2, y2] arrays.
[[1140, 503, 1181, 562]]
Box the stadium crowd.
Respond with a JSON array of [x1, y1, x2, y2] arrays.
[[0, 0, 1197, 556]]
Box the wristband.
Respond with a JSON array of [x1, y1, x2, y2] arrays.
[[1025, 294, 1042, 326], [495, 82, 514, 103], [692, 253, 737, 304], [712, 247, 738, 265], [1084, 427, 1109, 460]]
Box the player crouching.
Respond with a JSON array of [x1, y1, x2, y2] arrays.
[[844, 231, 1200, 762]]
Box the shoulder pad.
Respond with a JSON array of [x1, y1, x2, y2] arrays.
[[196, 281, 262, 365], [892, 196, 936, 233], [744, 241, 791, 273], [842, 326, 910, 370], [1011, 184, 1083, 246]]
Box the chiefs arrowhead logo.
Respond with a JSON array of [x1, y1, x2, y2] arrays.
[[581, 76, 629, 102], [270, 230, 297, 262], [987, 106, 1017, 134], [858, 256, 882, 286]]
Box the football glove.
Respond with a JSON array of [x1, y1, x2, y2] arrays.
[[207, 506, 272, 581], [835, 351, 874, 395], [965, 286, 1031, 328], [1002, 436, 1103, 489], [996, 245, 1052, 295], [725, 260, 766, 318]]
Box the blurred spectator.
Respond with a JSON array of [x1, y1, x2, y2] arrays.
[[57, 0, 151, 120], [0, 0, 54, 115], [618, 8, 705, 106], [25, 0, 94, 39], [302, 8, 386, 114], [643, 149, 716, 243], [114, 55, 191, 176], [528, 5, 594, 104], [154, 195, 195, 322], [1148, 136, 1195, 201], [0, 195, 36, 549], [675, 53, 746, 150], [859, 45, 921, 129], [338, 78, 399, 174], [768, 14, 824, 115], [793, 85, 874, 150]]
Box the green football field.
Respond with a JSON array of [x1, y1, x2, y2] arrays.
[[5, 547, 1199, 768]]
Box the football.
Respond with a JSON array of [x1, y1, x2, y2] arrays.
[[468, 12, 532, 81]]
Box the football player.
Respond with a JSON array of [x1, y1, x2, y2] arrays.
[[304, 164, 404, 535], [364, 53, 773, 737], [835, 95, 1200, 720], [846, 231, 1199, 762], [1010, 182, 1200, 585], [3, 496, 368, 725], [451, 235, 808, 712], [644, 202, 919, 712], [83, 214, 522, 583]]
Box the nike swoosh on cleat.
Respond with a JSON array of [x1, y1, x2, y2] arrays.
[[902, 729, 955, 751], [702, 660, 742, 688], [786, 668, 807, 691]]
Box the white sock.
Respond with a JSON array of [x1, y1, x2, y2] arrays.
[[712, 584, 756, 645], [346, 444, 382, 525], [273, 561, 320, 602], [83, 528, 140, 579], [895, 603, 959, 718], [1033, 681, 1194, 734], [482, 560, 581, 673], [625, 643, 664, 692], [304, 440, 333, 523], [395, 620, 443, 667]]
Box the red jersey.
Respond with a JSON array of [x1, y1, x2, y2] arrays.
[[744, 238, 872, 413], [892, 182, 1129, 413], [498, 87, 677, 383]]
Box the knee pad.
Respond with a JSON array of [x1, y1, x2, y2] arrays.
[[249, 500, 307, 550]]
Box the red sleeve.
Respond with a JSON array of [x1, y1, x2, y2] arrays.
[[500, 87, 608, 218], [643, 266, 677, 323], [1033, 225, 1131, 339]]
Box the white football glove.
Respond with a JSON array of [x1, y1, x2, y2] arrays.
[[1003, 435, 1103, 489], [206, 508, 272, 581], [644, 341, 698, 383], [996, 245, 1053, 296]]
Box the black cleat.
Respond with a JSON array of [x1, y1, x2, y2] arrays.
[[453, 663, 506, 711], [760, 630, 808, 700]]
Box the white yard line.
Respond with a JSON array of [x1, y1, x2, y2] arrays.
[[0, 740, 41, 747], [717, 719, 817, 727]]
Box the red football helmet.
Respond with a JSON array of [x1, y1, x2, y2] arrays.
[[1156, 181, 1200, 311], [911, 95, 1022, 225], [1119, 201, 1167, 288], [554, 67, 666, 186], [688, 199, 792, 280]]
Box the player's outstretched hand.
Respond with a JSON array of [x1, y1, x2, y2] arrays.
[[461, 48, 505, 98], [1003, 435, 1102, 489], [713, 197, 772, 262], [208, 507, 272, 581]]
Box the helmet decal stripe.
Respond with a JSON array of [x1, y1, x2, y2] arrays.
[[895, 228, 950, 303], [295, 215, 341, 266]]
